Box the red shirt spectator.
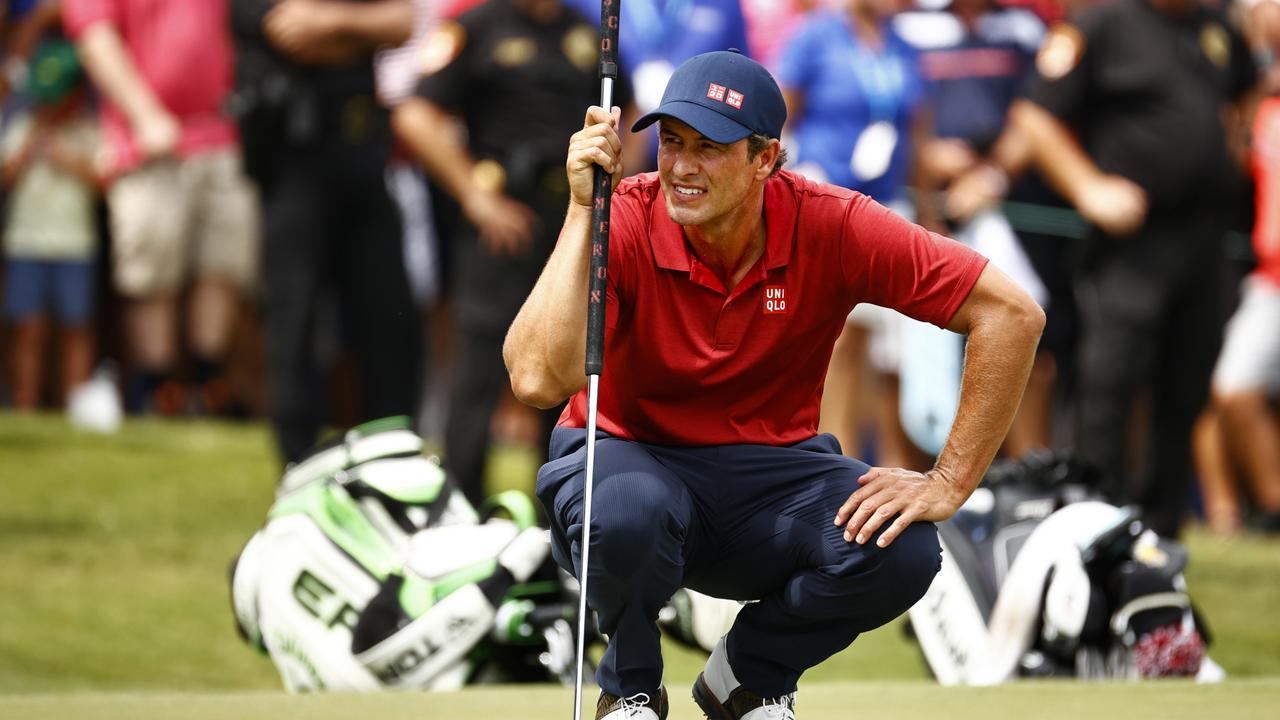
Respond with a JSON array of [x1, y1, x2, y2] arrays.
[[1254, 96, 1280, 288], [62, 0, 238, 175]]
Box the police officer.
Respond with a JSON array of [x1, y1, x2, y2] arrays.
[[1013, 0, 1256, 536], [231, 0, 422, 464], [897, 0, 1065, 458], [392, 0, 632, 504]]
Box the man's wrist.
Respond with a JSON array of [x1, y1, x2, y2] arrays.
[[127, 99, 171, 132], [461, 188, 493, 222], [1066, 166, 1110, 211], [976, 161, 1009, 198], [926, 466, 970, 514]]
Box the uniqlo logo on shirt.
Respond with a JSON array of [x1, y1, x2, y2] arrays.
[[726, 90, 744, 109], [707, 83, 727, 101], [764, 286, 789, 314]]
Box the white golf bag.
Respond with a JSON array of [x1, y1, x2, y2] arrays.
[[229, 417, 588, 691], [907, 451, 1220, 685]]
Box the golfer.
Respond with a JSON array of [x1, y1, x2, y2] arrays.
[[504, 50, 1043, 720]]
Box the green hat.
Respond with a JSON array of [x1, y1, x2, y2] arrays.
[[28, 40, 83, 105]]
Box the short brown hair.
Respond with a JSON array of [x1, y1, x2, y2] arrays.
[[747, 133, 788, 178]]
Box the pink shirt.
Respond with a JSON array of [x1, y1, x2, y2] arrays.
[[742, 0, 823, 71], [63, 0, 238, 175], [557, 171, 988, 447]]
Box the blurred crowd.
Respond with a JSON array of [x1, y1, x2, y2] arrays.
[[1, 0, 1279, 537]]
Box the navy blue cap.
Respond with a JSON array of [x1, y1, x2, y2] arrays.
[[631, 50, 786, 144]]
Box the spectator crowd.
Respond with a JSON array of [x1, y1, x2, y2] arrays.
[[1, 0, 1278, 536]]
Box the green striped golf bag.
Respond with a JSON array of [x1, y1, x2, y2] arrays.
[[229, 417, 586, 691]]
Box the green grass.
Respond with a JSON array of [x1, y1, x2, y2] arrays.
[[1, 412, 1279, 717], [1, 681, 1278, 720], [0, 415, 280, 692]]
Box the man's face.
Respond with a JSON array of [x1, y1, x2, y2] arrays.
[[656, 118, 764, 229]]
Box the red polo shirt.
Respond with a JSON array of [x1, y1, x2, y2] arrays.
[[557, 170, 988, 447]]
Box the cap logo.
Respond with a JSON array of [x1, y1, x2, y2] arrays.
[[706, 83, 745, 110], [631, 51, 783, 142]]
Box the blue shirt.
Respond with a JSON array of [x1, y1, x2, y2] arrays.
[[7, 0, 39, 20], [895, 9, 1044, 149], [563, 0, 748, 74], [777, 11, 925, 202]]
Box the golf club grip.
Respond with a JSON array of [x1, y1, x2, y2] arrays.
[[586, 0, 620, 377]]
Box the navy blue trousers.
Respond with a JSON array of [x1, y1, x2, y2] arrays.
[[536, 428, 941, 698]]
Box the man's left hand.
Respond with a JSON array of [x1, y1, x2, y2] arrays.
[[834, 467, 966, 548]]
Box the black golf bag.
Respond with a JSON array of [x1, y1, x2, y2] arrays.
[[906, 450, 1217, 684]]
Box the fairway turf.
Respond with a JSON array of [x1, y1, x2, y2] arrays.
[[2, 680, 1278, 720], [2, 412, 1280, 717]]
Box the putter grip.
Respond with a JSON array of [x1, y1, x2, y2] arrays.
[[585, 0, 620, 377], [585, 165, 611, 376]]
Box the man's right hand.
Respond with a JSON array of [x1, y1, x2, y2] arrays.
[[566, 105, 623, 209], [945, 162, 1009, 224], [132, 109, 179, 160], [462, 191, 539, 257], [1075, 172, 1147, 238]]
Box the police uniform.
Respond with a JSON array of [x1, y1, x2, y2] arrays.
[[231, 0, 422, 463], [413, 0, 630, 503], [1025, 0, 1255, 536]]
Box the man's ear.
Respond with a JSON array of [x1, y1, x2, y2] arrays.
[[754, 138, 780, 181]]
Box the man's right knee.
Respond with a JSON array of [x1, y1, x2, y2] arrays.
[[587, 472, 689, 584]]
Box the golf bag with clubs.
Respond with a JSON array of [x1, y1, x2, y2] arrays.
[[229, 417, 597, 691], [906, 450, 1220, 685]]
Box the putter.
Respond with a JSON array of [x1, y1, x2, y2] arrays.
[[573, 1, 621, 719]]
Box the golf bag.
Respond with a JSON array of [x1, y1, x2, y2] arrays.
[[658, 588, 745, 654], [229, 417, 593, 691], [906, 451, 1219, 685]]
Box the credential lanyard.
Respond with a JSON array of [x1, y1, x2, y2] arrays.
[[849, 30, 907, 124]]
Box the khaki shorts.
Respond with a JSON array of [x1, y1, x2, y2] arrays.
[[1212, 276, 1280, 395], [109, 148, 259, 297]]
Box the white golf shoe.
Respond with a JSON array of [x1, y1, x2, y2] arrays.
[[692, 636, 796, 720], [596, 687, 669, 720]]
